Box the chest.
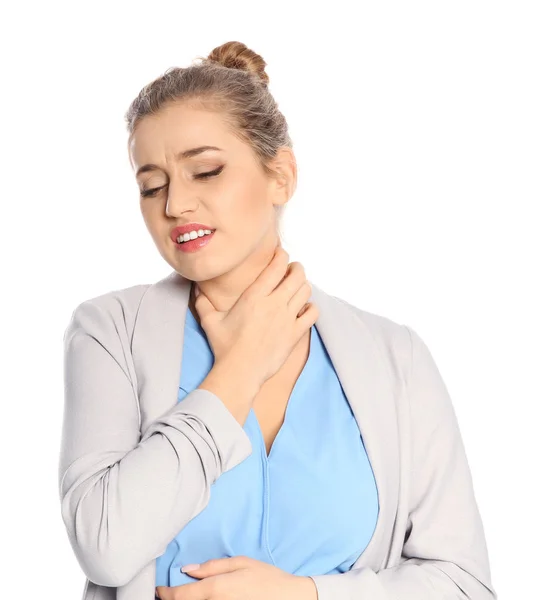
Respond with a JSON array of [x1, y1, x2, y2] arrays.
[[252, 331, 311, 457]]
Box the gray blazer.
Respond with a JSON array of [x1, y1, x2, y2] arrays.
[[59, 270, 497, 600]]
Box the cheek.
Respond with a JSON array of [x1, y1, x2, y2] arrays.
[[140, 206, 167, 247], [227, 180, 272, 226], [140, 206, 159, 234]]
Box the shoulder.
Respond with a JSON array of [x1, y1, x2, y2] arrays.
[[79, 280, 152, 312], [326, 292, 454, 427], [63, 280, 153, 343], [326, 291, 417, 383]]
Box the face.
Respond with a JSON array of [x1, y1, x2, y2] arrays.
[[128, 101, 295, 283]]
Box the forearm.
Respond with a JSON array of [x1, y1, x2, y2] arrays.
[[301, 576, 319, 600]]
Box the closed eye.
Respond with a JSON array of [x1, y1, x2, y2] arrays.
[[195, 165, 224, 180], [140, 165, 224, 198]]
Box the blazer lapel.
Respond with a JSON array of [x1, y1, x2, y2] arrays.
[[132, 269, 399, 571], [310, 285, 400, 569]]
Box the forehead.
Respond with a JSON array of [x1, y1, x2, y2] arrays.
[[128, 103, 236, 168]]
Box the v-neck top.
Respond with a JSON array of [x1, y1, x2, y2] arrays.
[[155, 306, 379, 587]]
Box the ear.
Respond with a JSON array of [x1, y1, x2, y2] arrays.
[[267, 146, 297, 208]]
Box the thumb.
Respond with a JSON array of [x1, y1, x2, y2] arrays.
[[180, 556, 251, 578], [192, 284, 216, 320]]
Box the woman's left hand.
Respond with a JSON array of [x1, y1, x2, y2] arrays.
[[155, 556, 318, 599]]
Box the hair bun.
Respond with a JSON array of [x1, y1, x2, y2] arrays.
[[203, 41, 269, 86]]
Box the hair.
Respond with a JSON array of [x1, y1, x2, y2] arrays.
[[124, 41, 294, 238]]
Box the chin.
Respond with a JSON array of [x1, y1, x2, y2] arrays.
[[163, 237, 250, 282], [169, 257, 232, 284]]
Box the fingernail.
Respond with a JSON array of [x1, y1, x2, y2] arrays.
[[181, 563, 201, 573]]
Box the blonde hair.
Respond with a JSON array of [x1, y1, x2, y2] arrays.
[[124, 41, 294, 237]]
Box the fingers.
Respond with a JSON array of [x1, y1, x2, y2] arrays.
[[297, 301, 319, 325], [288, 280, 312, 315], [245, 247, 290, 299], [272, 261, 306, 302]]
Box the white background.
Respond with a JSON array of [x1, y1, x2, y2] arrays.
[[1, 1, 548, 598]]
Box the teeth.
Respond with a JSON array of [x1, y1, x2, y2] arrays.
[[176, 229, 213, 243]]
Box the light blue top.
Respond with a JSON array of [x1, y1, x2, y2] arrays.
[[155, 307, 379, 587]]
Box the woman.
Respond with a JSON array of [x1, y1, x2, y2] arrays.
[[59, 41, 497, 600]]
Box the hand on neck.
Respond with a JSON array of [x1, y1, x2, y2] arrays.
[[189, 231, 283, 318]]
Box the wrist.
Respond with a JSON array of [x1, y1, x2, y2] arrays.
[[295, 575, 318, 600], [214, 356, 263, 394]]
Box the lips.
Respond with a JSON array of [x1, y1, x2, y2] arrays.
[[170, 223, 215, 243], [174, 229, 215, 253]]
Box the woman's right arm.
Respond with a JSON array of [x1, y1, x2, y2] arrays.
[[59, 300, 256, 588]]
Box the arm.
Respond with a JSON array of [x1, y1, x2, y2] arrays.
[[58, 301, 255, 588], [309, 325, 497, 600]]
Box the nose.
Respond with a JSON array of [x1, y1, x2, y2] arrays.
[[164, 182, 200, 218]]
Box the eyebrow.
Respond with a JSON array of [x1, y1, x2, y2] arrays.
[[135, 145, 223, 177]]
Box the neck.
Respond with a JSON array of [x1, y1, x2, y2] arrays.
[[189, 230, 282, 317]]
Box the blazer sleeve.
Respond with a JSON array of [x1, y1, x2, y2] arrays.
[[309, 325, 498, 600], [58, 300, 253, 588]]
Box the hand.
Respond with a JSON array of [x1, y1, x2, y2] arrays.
[[155, 556, 318, 600], [194, 247, 319, 387]]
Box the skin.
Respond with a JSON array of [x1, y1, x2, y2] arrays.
[[128, 100, 297, 322], [128, 101, 317, 600], [155, 556, 318, 599]]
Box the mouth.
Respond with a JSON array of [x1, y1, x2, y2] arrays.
[[173, 229, 216, 253], [170, 224, 216, 243], [174, 228, 216, 245]]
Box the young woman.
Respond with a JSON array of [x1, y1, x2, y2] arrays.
[[59, 41, 497, 600]]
